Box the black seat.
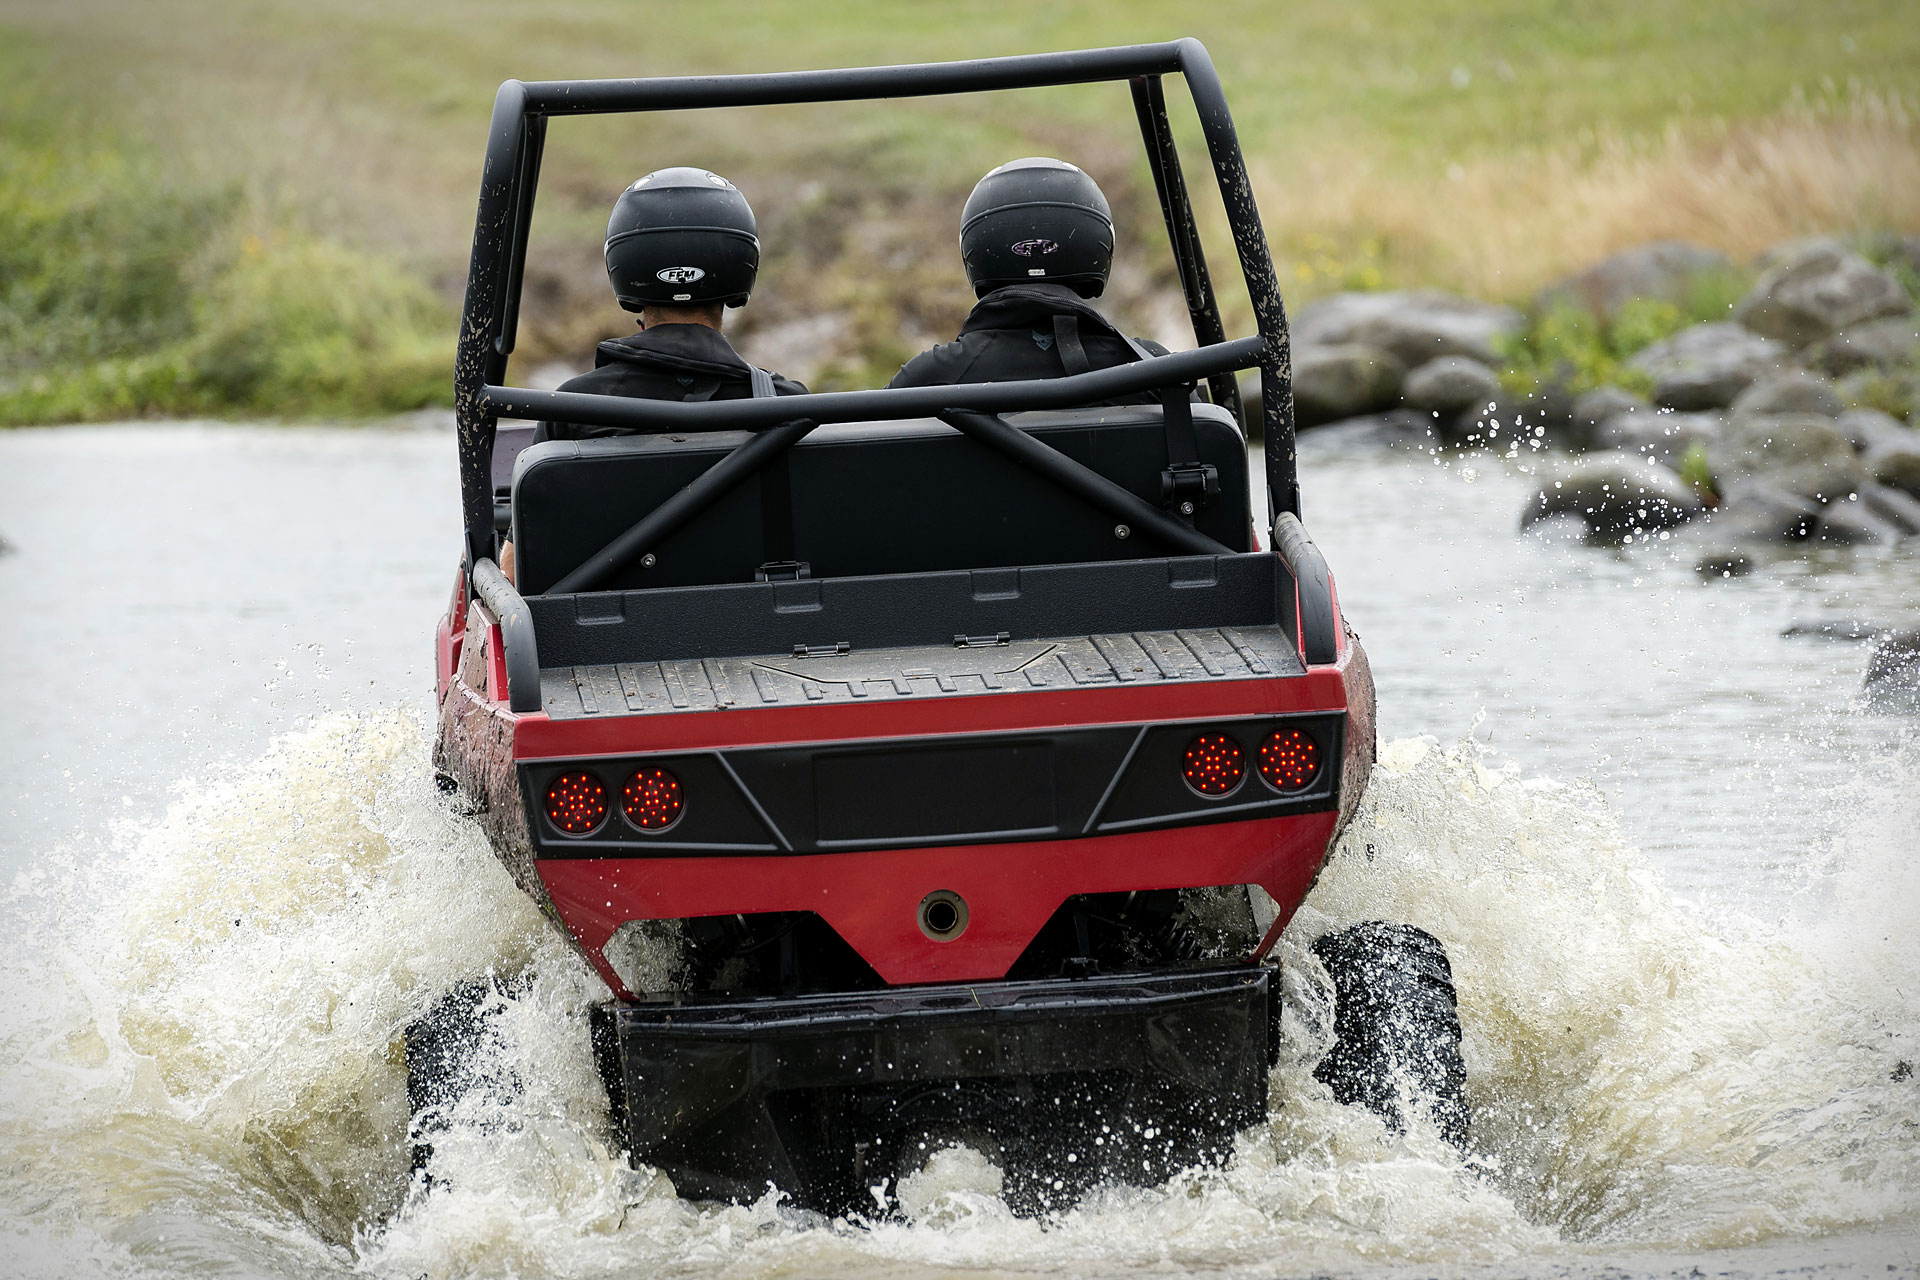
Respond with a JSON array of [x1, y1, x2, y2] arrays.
[[509, 405, 1250, 595]]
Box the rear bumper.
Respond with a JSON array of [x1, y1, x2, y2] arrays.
[[597, 964, 1271, 1214]]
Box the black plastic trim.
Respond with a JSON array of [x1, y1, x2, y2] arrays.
[[523, 756, 782, 853], [522, 715, 1342, 858], [1093, 715, 1344, 833], [527, 554, 1290, 668], [604, 963, 1270, 1212]]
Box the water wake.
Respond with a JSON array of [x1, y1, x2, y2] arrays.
[[2, 710, 1915, 1278]]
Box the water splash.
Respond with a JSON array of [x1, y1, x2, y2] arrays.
[[2, 711, 1916, 1278]]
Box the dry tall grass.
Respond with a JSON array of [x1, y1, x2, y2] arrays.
[[1257, 90, 1920, 305]]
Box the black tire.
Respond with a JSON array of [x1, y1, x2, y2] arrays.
[[403, 976, 523, 1177], [1311, 922, 1469, 1149]]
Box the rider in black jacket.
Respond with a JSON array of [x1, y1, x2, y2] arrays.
[[534, 322, 805, 444], [534, 166, 804, 446], [889, 158, 1167, 399], [506, 166, 804, 579]]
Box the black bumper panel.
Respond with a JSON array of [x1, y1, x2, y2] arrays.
[[599, 965, 1271, 1214]]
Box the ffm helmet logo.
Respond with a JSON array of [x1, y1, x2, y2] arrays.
[[1011, 239, 1058, 257], [655, 266, 706, 284]]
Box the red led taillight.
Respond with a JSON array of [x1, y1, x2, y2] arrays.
[[1258, 728, 1321, 792], [1182, 733, 1245, 796], [621, 767, 684, 831], [544, 772, 608, 835]]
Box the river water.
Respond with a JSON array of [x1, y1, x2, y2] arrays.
[[2, 420, 1917, 1278]]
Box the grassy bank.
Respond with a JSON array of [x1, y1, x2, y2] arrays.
[[2, 0, 1917, 422]]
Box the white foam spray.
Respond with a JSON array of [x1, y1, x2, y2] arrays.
[[2, 711, 1916, 1278]]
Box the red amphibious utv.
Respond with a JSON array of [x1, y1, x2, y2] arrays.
[[427, 42, 1466, 1215]]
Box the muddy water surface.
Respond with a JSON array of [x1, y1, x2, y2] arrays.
[[2, 421, 1917, 1278]]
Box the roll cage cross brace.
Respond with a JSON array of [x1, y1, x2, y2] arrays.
[[454, 39, 1300, 593]]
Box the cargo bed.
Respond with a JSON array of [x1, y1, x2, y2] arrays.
[[540, 625, 1304, 718]]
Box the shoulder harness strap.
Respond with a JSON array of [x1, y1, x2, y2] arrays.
[[1118, 337, 1216, 519], [1052, 314, 1093, 377], [748, 365, 802, 575]]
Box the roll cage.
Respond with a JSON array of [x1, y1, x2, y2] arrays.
[[453, 38, 1299, 588]]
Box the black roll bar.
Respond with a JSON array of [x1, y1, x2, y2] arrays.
[[1173, 44, 1300, 518], [483, 335, 1262, 435], [514, 45, 1184, 115], [1129, 75, 1239, 422], [471, 557, 542, 713], [454, 39, 1300, 577]]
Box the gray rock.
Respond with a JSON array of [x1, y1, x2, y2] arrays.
[[1862, 483, 1920, 534], [1734, 238, 1912, 347], [1535, 241, 1735, 321], [1694, 546, 1756, 578], [1519, 451, 1703, 544], [1864, 628, 1920, 710], [1810, 314, 1920, 376], [1292, 343, 1408, 426], [1702, 479, 1824, 541], [1687, 480, 1826, 576], [1707, 412, 1867, 503], [1869, 442, 1920, 499], [1560, 386, 1650, 452], [1628, 322, 1791, 409], [1574, 386, 1651, 426], [1837, 367, 1920, 422], [1595, 410, 1722, 469], [1753, 235, 1839, 273], [1294, 291, 1525, 368], [1401, 356, 1501, 417], [1835, 407, 1912, 455], [1812, 497, 1897, 544], [1729, 370, 1844, 419], [1861, 230, 1920, 280]]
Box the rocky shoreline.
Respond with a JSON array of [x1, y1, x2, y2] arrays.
[[1266, 233, 1920, 704]]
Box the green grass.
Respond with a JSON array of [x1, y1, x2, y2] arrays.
[[1498, 269, 1751, 396], [2, 0, 1917, 422], [0, 57, 453, 424]]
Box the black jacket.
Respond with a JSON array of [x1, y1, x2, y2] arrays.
[[887, 283, 1168, 404], [533, 324, 807, 444]]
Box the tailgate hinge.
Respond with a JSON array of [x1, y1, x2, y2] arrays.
[[755, 560, 812, 582]]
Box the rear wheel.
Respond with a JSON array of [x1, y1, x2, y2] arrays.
[[1311, 922, 1469, 1148], [403, 977, 523, 1178]]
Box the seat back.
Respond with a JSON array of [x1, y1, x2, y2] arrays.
[[510, 404, 1250, 594]]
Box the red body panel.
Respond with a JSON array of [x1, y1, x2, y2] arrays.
[[432, 561, 1376, 1001], [540, 813, 1336, 995]]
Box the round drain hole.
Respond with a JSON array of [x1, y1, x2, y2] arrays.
[[918, 890, 968, 941]]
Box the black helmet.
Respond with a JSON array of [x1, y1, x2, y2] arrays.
[[959, 157, 1114, 299], [604, 167, 759, 312]]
